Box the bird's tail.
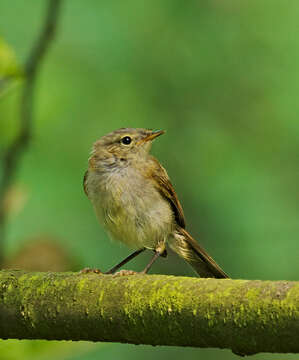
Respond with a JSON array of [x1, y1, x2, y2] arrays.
[[169, 227, 229, 278]]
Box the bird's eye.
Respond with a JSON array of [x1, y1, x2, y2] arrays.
[[121, 136, 132, 145]]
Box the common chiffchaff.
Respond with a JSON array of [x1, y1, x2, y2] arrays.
[[83, 128, 228, 278]]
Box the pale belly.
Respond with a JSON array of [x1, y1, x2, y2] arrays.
[[87, 169, 174, 250]]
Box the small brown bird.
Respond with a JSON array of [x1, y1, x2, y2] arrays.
[[83, 128, 228, 278]]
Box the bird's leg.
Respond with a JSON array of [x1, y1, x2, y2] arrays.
[[141, 251, 161, 274], [105, 248, 146, 274], [111, 243, 166, 277], [141, 243, 166, 274], [81, 248, 146, 275], [113, 251, 161, 277]]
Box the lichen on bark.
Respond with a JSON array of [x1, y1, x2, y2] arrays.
[[0, 270, 298, 356]]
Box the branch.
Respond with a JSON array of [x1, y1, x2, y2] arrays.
[[0, 0, 62, 265], [0, 270, 298, 356]]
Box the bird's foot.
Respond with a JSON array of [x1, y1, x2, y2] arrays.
[[80, 267, 102, 275], [112, 269, 138, 277]]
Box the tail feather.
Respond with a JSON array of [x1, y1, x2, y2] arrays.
[[169, 227, 229, 278]]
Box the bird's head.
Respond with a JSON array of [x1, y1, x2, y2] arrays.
[[89, 128, 164, 170]]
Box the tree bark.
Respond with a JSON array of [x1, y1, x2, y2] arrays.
[[0, 270, 298, 356]]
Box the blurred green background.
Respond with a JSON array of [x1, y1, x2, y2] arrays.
[[1, 1, 299, 359]]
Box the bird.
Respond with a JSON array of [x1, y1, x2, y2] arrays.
[[83, 128, 228, 278]]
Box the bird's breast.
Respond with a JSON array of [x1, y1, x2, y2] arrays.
[[86, 166, 174, 249]]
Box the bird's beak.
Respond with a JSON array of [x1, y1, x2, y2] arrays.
[[137, 130, 165, 145]]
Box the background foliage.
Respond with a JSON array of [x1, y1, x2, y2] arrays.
[[0, 1, 298, 359]]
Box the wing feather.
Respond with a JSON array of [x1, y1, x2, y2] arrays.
[[147, 157, 186, 228]]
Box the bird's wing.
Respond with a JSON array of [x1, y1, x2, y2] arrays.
[[147, 157, 186, 228]]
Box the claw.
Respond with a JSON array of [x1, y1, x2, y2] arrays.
[[112, 269, 138, 277]]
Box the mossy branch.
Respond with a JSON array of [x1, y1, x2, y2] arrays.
[[0, 270, 298, 356]]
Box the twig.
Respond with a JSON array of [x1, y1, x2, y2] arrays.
[[0, 0, 62, 265]]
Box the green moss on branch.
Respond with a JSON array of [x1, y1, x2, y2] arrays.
[[0, 270, 298, 356]]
